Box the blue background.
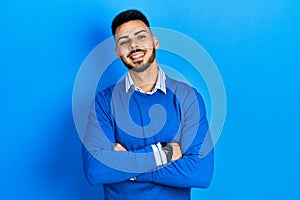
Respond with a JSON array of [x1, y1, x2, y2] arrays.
[[1, 0, 299, 199]]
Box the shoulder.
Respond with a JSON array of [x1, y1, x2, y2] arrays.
[[95, 79, 125, 103], [166, 76, 203, 99], [166, 76, 206, 111]]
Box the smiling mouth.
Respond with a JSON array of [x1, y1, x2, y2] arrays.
[[130, 53, 145, 62], [127, 50, 146, 62]]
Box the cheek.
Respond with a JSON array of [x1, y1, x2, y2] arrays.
[[120, 54, 129, 62], [142, 40, 155, 49], [145, 45, 155, 56], [118, 49, 130, 57]]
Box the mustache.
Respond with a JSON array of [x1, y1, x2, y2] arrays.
[[127, 49, 146, 58]]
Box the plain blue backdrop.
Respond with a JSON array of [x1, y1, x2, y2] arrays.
[[1, 0, 299, 199]]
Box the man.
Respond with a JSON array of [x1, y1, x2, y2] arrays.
[[82, 9, 214, 200]]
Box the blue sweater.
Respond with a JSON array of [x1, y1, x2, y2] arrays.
[[82, 77, 214, 200]]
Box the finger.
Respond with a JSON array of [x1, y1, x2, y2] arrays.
[[114, 143, 127, 151]]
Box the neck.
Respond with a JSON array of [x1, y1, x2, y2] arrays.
[[129, 62, 159, 93]]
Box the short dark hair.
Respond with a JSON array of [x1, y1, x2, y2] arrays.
[[111, 9, 150, 36]]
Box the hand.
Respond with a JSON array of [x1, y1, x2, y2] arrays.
[[114, 143, 127, 151], [169, 142, 182, 161]]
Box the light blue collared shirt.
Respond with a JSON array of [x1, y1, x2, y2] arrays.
[[125, 67, 167, 95]]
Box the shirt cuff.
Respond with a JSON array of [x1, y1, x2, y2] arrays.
[[151, 142, 167, 166]]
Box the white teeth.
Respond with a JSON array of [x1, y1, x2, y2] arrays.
[[131, 53, 144, 59]]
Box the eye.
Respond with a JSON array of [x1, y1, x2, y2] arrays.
[[119, 40, 130, 46], [137, 35, 146, 40]]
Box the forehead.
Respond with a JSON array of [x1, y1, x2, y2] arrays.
[[115, 20, 150, 37]]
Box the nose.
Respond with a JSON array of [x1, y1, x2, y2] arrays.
[[130, 38, 138, 50]]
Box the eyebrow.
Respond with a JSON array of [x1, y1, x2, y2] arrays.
[[117, 29, 148, 42], [134, 30, 147, 35]]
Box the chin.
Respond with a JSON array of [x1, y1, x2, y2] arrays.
[[131, 62, 152, 73]]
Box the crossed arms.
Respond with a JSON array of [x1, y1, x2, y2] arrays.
[[82, 88, 214, 188]]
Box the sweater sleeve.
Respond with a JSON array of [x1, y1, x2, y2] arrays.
[[136, 89, 214, 188], [82, 90, 159, 185]]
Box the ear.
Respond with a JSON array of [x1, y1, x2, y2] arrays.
[[152, 35, 160, 50], [115, 46, 121, 60]]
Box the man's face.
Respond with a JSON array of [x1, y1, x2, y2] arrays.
[[114, 20, 159, 72]]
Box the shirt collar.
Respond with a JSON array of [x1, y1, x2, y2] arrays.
[[125, 67, 167, 95]]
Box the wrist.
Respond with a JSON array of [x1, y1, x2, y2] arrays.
[[160, 142, 173, 163]]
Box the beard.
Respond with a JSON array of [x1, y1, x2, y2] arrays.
[[121, 46, 156, 73]]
